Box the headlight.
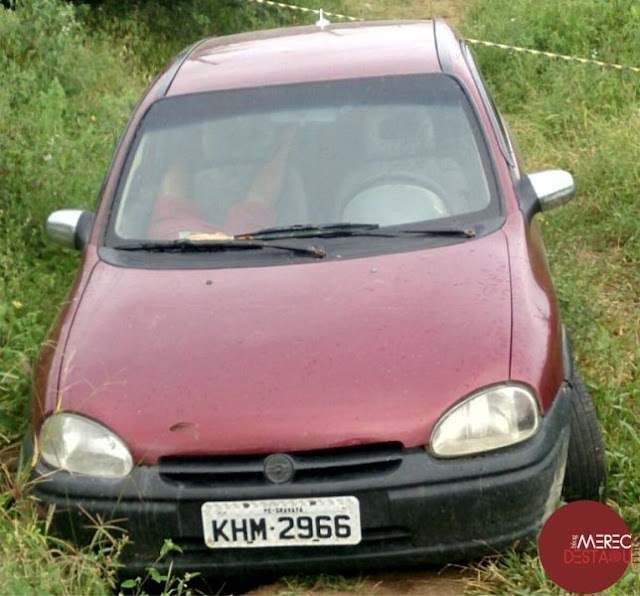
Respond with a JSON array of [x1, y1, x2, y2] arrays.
[[39, 412, 133, 477], [430, 385, 540, 457]]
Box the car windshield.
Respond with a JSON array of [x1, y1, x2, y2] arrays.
[[111, 75, 497, 242]]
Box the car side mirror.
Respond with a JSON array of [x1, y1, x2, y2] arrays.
[[46, 209, 95, 250], [517, 169, 576, 221]]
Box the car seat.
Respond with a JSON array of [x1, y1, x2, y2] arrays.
[[192, 115, 308, 230]]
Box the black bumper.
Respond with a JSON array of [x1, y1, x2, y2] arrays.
[[27, 386, 571, 576]]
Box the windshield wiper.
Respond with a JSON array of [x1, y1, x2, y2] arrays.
[[235, 223, 380, 240], [113, 239, 326, 258], [237, 223, 476, 240], [399, 227, 476, 238]]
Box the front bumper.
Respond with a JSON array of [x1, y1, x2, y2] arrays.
[[27, 385, 571, 576]]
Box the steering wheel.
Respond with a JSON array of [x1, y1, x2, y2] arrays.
[[340, 174, 449, 225]]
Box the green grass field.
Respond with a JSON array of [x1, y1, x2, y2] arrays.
[[1, 0, 638, 593], [461, 1, 640, 591]]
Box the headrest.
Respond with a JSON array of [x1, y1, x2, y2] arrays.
[[362, 105, 434, 160], [200, 114, 278, 164]]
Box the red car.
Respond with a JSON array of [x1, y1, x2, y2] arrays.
[[27, 19, 607, 576]]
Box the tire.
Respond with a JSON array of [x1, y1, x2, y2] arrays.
[[562, 373, 608, 502]]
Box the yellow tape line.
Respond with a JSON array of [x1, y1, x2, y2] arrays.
[[250, 0, 360, 22], [466, 38, 640, 73], [245, 0, 640, 74]]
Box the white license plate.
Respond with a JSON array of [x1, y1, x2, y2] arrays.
[[201, 496, 361, 548]]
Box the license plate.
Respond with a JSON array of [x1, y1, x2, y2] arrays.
[[201, 496, 361, 548]]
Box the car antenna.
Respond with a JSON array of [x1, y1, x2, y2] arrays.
[[315, 8, 330, 29]]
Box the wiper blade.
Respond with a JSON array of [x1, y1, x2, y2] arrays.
[[399, 227, 476, 238], [113, 239, 326, 258], [237, 223, 476, 240], [236, 223, 380, 240]]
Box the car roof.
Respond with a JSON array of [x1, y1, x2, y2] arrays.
[[166, 20, 446, 96]]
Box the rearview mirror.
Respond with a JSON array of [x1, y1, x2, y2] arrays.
[[528, 170, 576, 212], [518, 169, 576, 221], [46, 209, 95, 250]]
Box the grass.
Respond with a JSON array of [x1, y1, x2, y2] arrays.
[[0, 463, 122, 594], [1, 0, 639, 593], [464, 0, 640, 506], [459, 0, 640, 592], [467, 549, 640, 595]]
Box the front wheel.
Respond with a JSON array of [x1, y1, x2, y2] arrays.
[[562, 373, 608, 502]]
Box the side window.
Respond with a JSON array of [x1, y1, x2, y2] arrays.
[[461, 42, 518, 172], [496, 112, 525, 176], [487, 92, 523, 177]]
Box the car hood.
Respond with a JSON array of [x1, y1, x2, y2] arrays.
[[59, 234, 511, 462]]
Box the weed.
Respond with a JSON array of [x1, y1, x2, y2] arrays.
[[467, 549, 640, 595], [0, 462, 120, 594], [119, 540, 202, 596]]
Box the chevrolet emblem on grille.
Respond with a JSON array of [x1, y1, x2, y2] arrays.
[[263, 453, 295, 484]]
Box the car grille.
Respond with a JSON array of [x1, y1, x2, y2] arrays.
[[159, 442, 404, 486]]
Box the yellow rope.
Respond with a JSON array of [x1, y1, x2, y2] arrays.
[[243, 0, 640, 74], [466, 38, 640, 74], [250, 0, 360, 22]]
